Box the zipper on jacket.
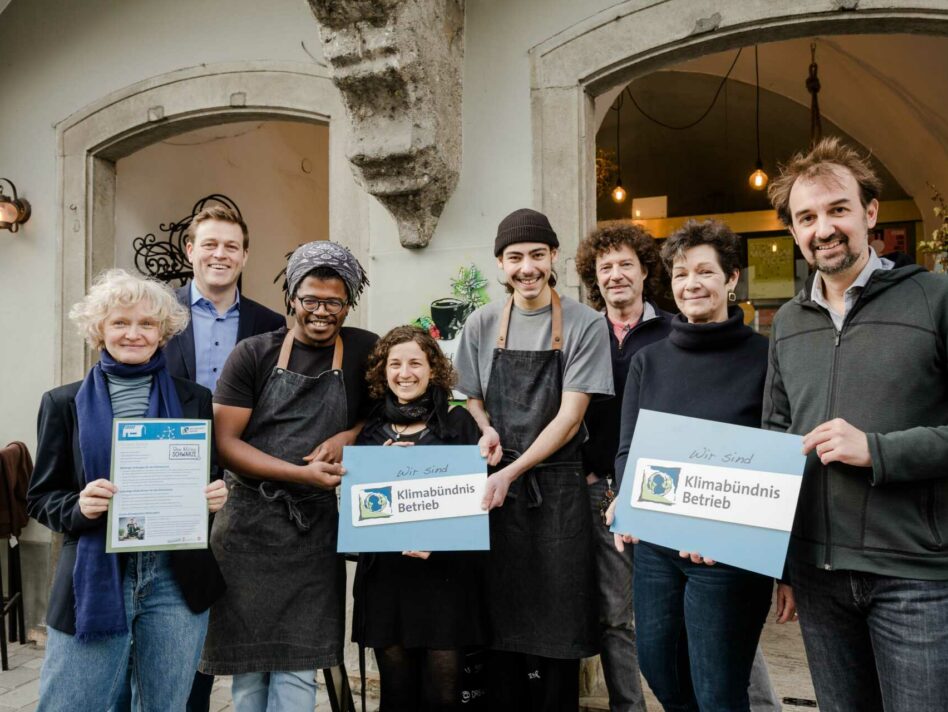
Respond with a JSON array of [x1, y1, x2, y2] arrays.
[[802, 267, 903, 570], [617, 311, 664, 352], [819, 286, 872, 569], [821, 327, 843, 570]]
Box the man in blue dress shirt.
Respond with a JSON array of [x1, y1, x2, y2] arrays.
[[164, 205, 286, 391], [165, 204, 285, 711]]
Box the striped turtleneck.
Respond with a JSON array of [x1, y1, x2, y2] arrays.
[[105, 373, 153, 418]]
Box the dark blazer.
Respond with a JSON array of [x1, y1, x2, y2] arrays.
[[164, 282, 286, 382], [27, 377, 226, 635]]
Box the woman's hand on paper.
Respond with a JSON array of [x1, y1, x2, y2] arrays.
[[78, 479, 117, 519]]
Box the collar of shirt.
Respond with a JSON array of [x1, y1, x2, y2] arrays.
[[810, 247, 894, 328], [608, 300, 656, 342], [190, 280, 241, 316]]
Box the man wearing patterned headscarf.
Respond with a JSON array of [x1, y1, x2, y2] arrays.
[[201, 241, 378, 710]]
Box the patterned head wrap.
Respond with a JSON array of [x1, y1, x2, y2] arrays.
[[280, 240, 369, 311]]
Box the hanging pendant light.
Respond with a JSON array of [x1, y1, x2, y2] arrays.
[[748, 45, 769, 191], [611, 94, 627, 203], [807, 42, 823, 147]]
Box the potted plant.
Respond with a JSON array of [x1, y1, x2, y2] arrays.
[[429, 264, 489, 340]]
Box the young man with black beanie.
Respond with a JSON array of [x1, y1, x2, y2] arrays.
[[454, 208, 613, 711]]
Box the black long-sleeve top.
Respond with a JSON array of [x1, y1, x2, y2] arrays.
[[614, 307, 769, 487], [582, 303, 673, 478]]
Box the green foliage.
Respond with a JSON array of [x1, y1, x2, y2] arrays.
[[451, 264, 489, 309], [918, 184, 948, 260]]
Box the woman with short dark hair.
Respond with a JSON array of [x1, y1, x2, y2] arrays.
[[608, 221, 795, 712]]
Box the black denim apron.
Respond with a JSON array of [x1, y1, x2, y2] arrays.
[[202, 331, 348, 674], [484, 291, 597, 659]]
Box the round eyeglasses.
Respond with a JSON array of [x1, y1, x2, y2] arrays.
[[296, 296, 348, 315]]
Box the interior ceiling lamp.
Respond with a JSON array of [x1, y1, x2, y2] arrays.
[[748, 45, 768, 191], [0, 178, 31, 232], [807, 42, 823, 146], [611, 93, 627, 203]]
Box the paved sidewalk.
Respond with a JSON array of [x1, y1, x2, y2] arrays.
[[0, 644, 42, 712], [1, 601, 816, 711], [0, 647, 377, 712]]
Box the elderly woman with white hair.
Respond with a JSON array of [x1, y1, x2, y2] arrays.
[[27, 269, 228, 711]]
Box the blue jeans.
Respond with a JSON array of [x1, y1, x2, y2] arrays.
[[790, 559, 948, 712], [633, 543, 772, 712], [587, 478, 647, 712], [38, 551, 209, 712], [231, 670, 317, 712]]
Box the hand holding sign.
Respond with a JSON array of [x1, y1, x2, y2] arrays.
[[610, 411, 806, 578], [79, 479, 117, 519], [604, 498, 638, 553]]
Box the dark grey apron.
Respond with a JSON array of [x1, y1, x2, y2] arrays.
[[484, 291, 598, 659], [202, 331, 348, 674]]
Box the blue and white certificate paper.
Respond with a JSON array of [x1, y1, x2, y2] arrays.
[[611, 410, 805, 577], [106, 419, 211, 553], [338, 445, 488, 553]]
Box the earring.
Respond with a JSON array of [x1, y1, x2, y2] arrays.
[[727, 290, 737, 303]]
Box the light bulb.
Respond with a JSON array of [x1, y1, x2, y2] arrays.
[[611, 182, 627, 203], [749, 168, 769, 190], [0, 201, 17, 224]]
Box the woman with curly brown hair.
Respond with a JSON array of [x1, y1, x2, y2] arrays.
[[352, 325, 488, 712]]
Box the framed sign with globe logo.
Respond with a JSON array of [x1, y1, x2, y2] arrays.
[[611, 410, 807, 578], [338, 445, 489, 553]]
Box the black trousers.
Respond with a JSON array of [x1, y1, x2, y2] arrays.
[[186, 671, 214, 712], [487, 651, 579, 712]]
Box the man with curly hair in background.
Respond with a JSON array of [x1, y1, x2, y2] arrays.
[[575, 224, 671, 712]]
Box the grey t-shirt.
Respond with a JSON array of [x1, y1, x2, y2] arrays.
[[455, 292, 614, 400]]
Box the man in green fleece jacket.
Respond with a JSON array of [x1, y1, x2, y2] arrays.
[[763, 137, 948, 712]]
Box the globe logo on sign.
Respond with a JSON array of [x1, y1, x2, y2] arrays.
[[359, 487, 393, 520], [639, 465, 681, 506]]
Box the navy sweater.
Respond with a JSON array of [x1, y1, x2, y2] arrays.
[[582, 303, 673, 479], [614, 306, 769, 487]]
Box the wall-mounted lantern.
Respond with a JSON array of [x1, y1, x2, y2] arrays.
[[0, 179, 31, 232]]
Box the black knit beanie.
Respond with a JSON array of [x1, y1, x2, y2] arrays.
[[493, 208, 559, 256]]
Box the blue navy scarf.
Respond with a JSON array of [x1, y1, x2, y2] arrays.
[[74, 349, 182, 642]]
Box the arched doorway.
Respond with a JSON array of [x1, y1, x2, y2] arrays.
[[529, 3, 948, 261], [55, 60, 371, 384]]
